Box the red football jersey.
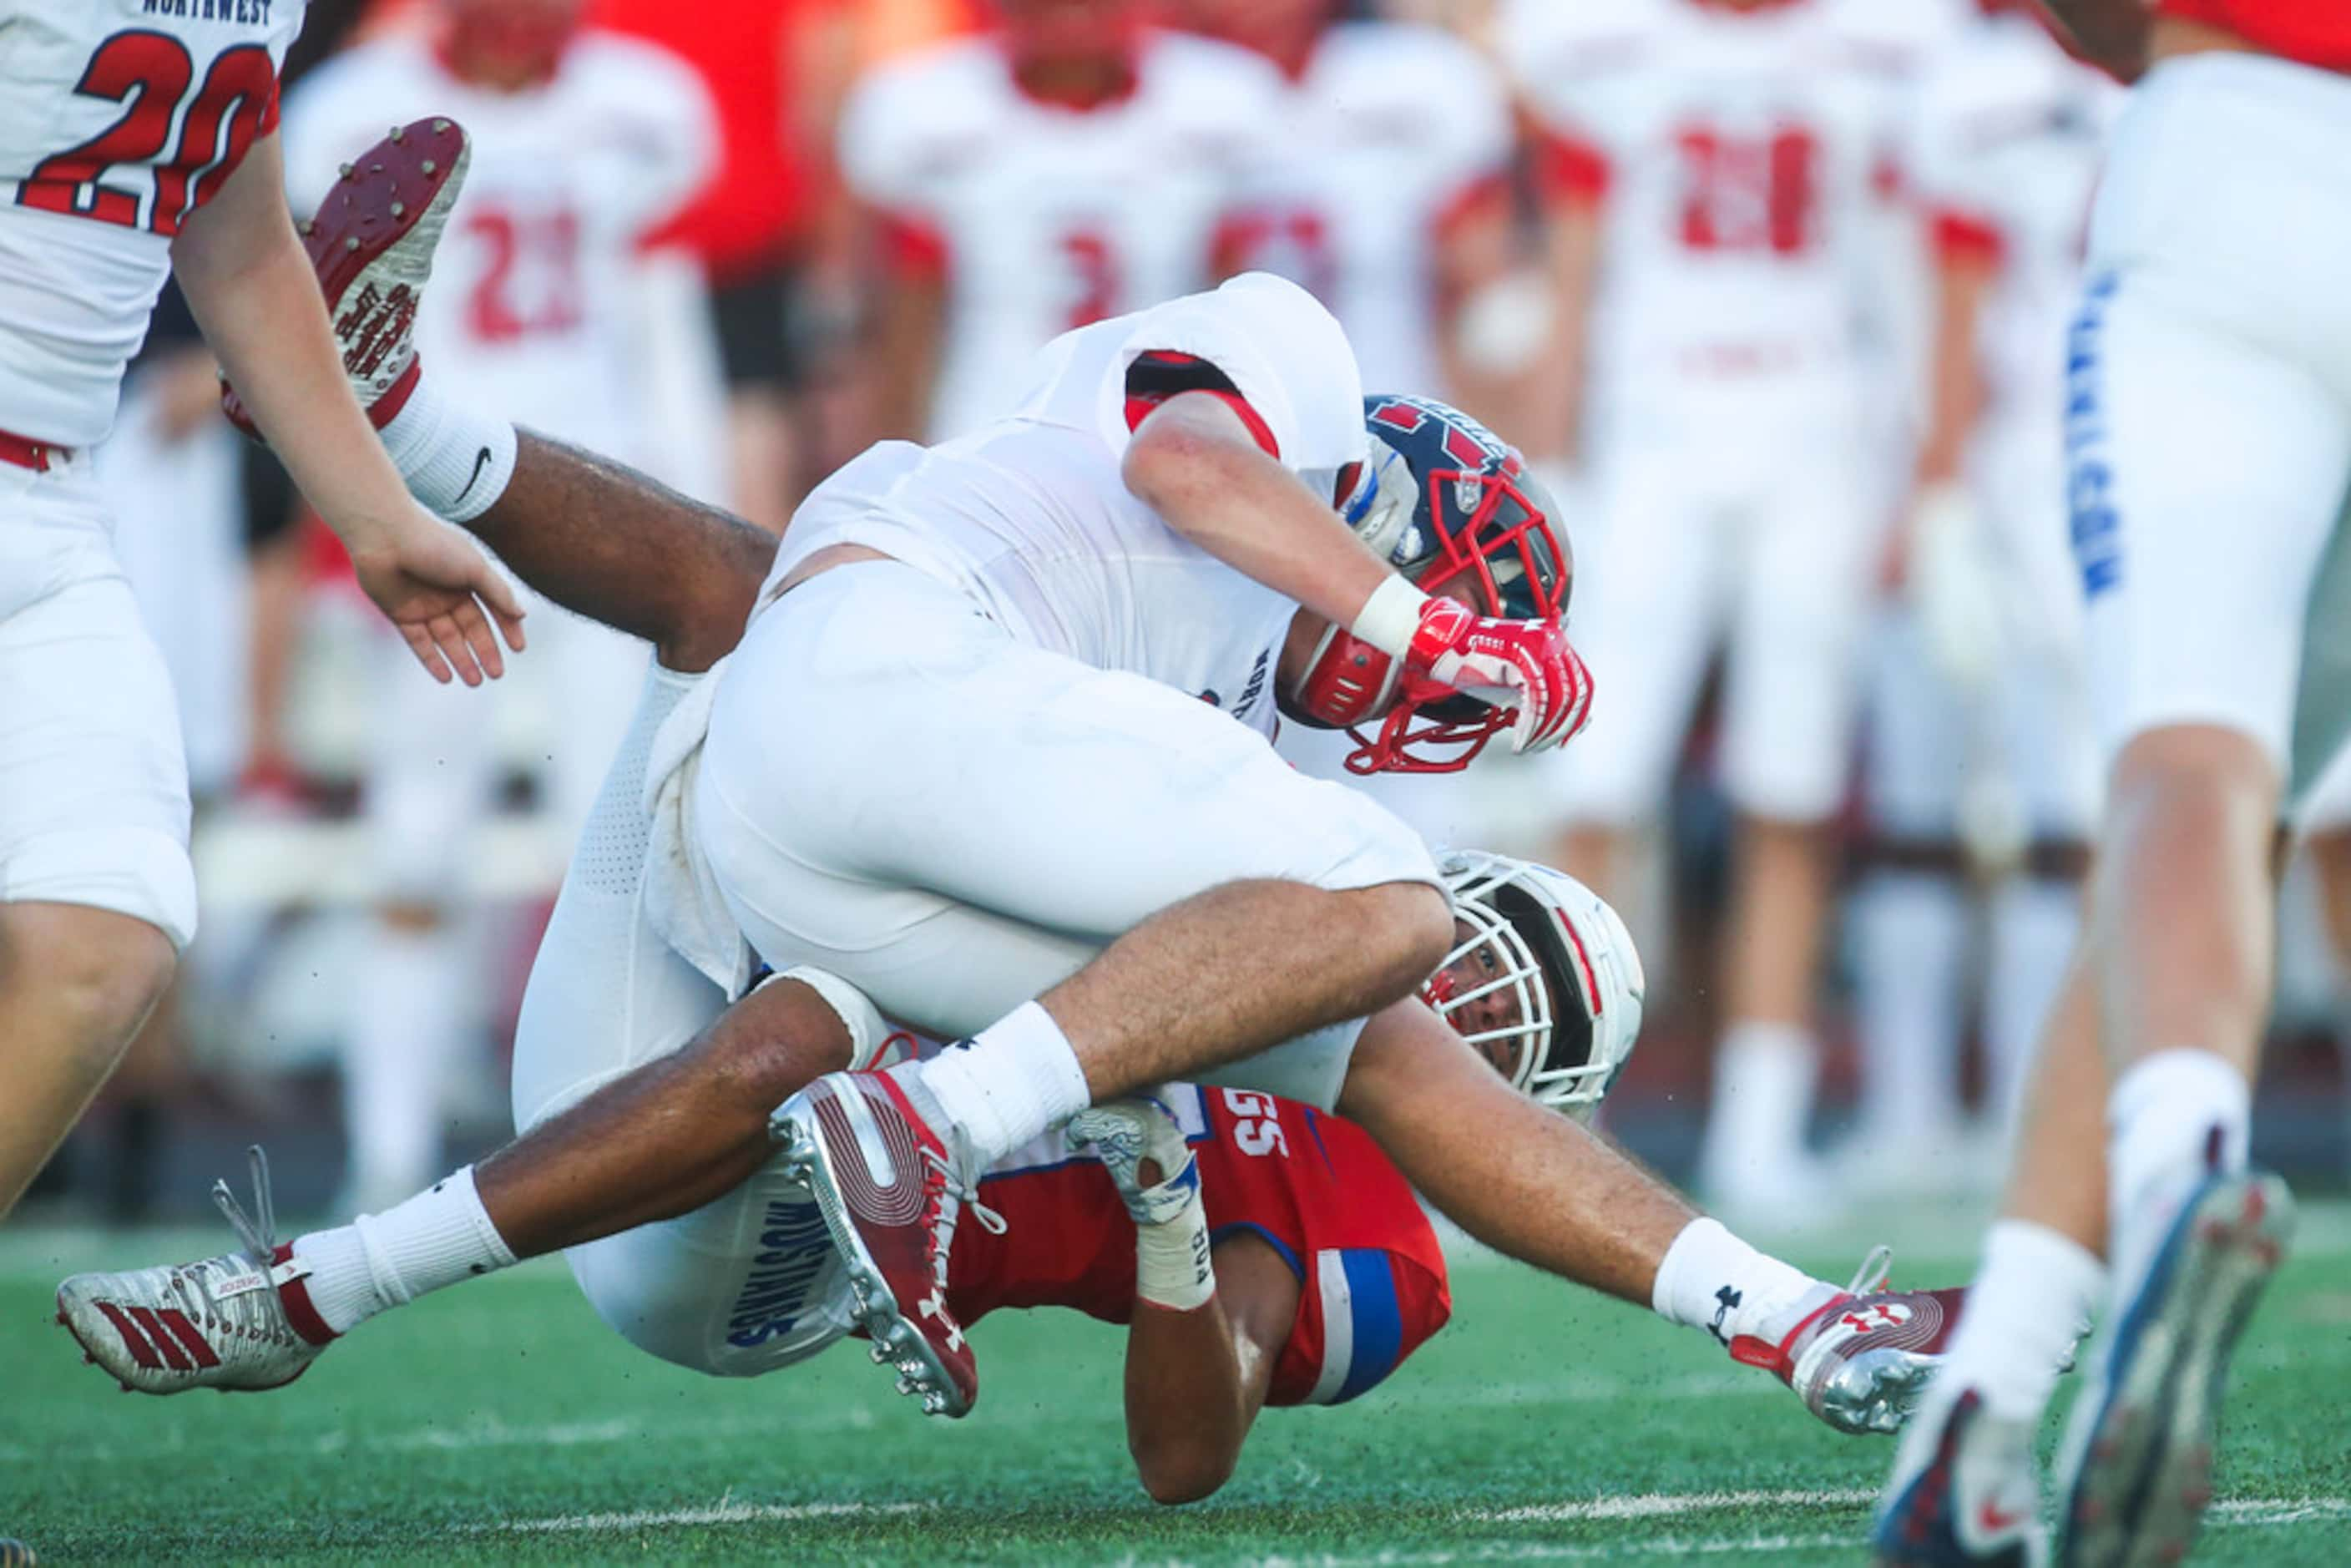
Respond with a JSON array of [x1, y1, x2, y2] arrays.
[[2157, 0, 2351, 70], [948, 1085, 1453, 1405]]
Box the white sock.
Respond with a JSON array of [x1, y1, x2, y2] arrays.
[[1701, 1020, 1819, 1183], [291, 1166, 518, 1335], [1651, 1216, 1828, 1347], [2108, 1049, 2252, 1286], [1851, 873, 1970, 1146], [1934, 1218, 2108, 1421], [1985, 877, 2080, 1134], [377, 372, 518, 524], [902, 1002, 1091, 1167]]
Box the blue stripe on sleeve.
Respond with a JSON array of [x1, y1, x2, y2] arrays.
[[1333, 1249, 1404, 1404]]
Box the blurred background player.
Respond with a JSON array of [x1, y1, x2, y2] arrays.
[[1177, 0, 1535, 847], [1500, 0, 1955, 1218], [0, 0, 523, 1220], [1840, 0, 2117, 1188], [837, 0, 1283, 444], [594, 0, 857, 530], [280, 0, 719, 1211]]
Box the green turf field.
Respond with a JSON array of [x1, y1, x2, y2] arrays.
[[7, 1207, 2350, 1564]]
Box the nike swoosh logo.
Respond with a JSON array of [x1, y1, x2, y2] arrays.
[[452, 446, 493, 505]]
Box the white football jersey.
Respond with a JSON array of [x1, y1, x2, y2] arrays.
[[839, 28, 1286, 442], [1234, 22, 1514, 401], [281, 29, 715, 465], [766, 272, 1367, 734], [1503, 0, 1947, 438], [0, 0, 311, 447]]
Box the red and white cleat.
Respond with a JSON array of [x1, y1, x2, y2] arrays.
[[55, 1148, 336, 1395], [769, 1070, 1004, 1419], [224, 116, 469, 436], [1732, 1247, 1968, 1436]]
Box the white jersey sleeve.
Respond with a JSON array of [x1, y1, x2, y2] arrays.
[[0, 0, 312, 447]]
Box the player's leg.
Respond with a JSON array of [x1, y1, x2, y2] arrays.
[[698, 561, 1452, 1133], [1700, 446, 1881, 1212], [1538, 439, 1723, 920], [0, 483, 198, 1217], [1336, 999, 1961, 1435], [1881, 60, 2351, 1556], [1842, 615, 1975, 1185]]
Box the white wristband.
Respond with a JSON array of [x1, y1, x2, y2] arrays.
[[1134, 1186, 1215, 1312], [1349, 574, 1428, 661]]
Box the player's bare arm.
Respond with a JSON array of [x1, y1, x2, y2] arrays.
[[1122, 392, 1398, 636], [172, 133, 523, 685], [2034, 0, 2155, 78], [468, 432, 778, 675], [1123, 1233, 1297, 1505]]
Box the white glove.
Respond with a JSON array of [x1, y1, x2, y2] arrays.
[[1909, 482, 2006, 694], [1068, 1095, 1213, 1311]]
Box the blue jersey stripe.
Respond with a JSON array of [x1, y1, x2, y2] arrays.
[[1332, 1249, 1404, 1404]]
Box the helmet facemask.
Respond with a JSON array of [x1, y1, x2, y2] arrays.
[[1286, 398, 1571, 774], [1429, 851, 1643, 1122]]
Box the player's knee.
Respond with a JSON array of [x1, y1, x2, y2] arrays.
[[0, 906, 176, 1070], [1133, 1442, 1236, 1506], [701, 974, 863, 1112]]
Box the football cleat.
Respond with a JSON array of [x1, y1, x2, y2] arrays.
[[1732, 1247, 1966, 1436], [224, 117, 469, 435], [769, 1070, 1003, 1419], [55, 1147, 334, 1395], [1872, 1383, 2048, 1567], [2056, 1168, 2292, 1568]]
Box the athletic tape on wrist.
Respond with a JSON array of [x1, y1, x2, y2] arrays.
[[1134, 1187, 1215, 1313], [1350, 574, 1428, 662]]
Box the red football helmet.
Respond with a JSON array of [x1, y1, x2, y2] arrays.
[[1282, 395, 1573, 774], [440, 0, 584, 85]]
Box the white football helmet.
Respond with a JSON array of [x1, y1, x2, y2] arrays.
[[1428, 850, 1646, 1121]]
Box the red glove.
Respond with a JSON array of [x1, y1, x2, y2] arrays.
[[1403, 595, 1594, 754]]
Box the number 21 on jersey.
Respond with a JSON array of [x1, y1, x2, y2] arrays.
[[17, 29, 280, 237], [1673, 122, 1818, 256]]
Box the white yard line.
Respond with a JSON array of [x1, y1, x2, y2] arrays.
[[477, 1500, 928, 1535], [1465, 1490, 1874, 1525]]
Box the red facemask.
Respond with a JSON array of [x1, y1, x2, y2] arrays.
[[1289, 462, 1570, 776]]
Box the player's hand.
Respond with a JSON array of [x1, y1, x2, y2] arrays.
[[344, 509, 528, 685], [1403, 596, 1595, 755], [1908, 482, 2005, 694], [1068, 1095, 1201, 1228]]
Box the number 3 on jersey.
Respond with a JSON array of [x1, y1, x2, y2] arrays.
[[16, 30, 280, 237]]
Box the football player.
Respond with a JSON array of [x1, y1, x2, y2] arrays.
[[62, 125, 1942, 1449], [1843, 1, 2117, 1185], [1174, 0, 1530, 846], [838, 0, 1284, 443], [1499, 0, 1959, 1220], [64, 849, 1664, 1508], [1873, 3, 2346, 1563], [0, 3, 523, 1221], [279, 0, 720, 1213]]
